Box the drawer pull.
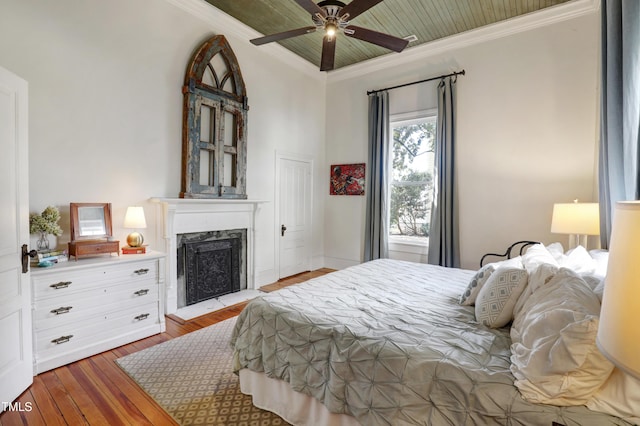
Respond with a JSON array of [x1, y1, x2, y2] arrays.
[[50, 281, 72, 289], [134, 289, 149, 296], [134, 268, 149, 275], [51, 306, 73, 315], [51, 335, 73, 345], [134, 313, 150, 321]]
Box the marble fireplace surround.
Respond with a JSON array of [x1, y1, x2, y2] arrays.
[[151, 198, 266, 316]]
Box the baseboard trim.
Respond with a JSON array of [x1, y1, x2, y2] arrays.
[[323, 257, 361, 270], [255, 268, 278, 287]]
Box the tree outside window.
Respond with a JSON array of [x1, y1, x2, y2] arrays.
[[389, 114, 436, 243]]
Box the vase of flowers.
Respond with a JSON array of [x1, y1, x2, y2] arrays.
[[29, 206, 63, 251]]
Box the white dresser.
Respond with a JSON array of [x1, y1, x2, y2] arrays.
[[30, 251, 166, 374]]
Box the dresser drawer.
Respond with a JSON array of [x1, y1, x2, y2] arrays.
[[35, 301, 159, 359], [31, 251, 166, 373], [32, 259, 158, 300], [33, 281, 159, 331]]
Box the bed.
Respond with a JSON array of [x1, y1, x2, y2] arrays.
[[231, 246, 637, 425]]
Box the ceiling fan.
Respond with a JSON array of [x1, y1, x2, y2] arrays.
[[249, 0, 410, 71]]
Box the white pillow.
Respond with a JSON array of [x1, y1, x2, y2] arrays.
[[586, 368, 640, 423], [589, 249, 609, 278], [475, 267, 528, 328], [527, 262, 559, 293], [546, 242, 566, 263], [459, 256, 523, 306], [522, 243, 559, 276], [561, 245, 597, 274], [497, 256, 524, 269], [513, 263, 558, 319], [510, 268, 614, 405]]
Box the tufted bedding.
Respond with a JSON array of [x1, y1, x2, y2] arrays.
[[231, 259, 629, 425]]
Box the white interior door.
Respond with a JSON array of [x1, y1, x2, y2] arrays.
[[277, 156, 312, 279], [0, 65, 33, 405]]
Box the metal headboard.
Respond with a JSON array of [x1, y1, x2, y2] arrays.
[[480, 240, 539, 267]]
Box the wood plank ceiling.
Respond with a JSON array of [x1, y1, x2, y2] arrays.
[[204, 0, 575, 71]]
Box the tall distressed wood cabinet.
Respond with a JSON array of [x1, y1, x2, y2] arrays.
[[30, 252, 165, 373]]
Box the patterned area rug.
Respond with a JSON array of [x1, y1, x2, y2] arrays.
[[116, 317, 289, 425]]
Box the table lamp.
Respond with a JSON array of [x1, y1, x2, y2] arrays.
[[123, 206, 147, 247], [550, 200, 600, 248], [597, 201, 640, 379]]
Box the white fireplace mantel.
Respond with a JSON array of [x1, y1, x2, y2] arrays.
[[151, 197, 268, 315]]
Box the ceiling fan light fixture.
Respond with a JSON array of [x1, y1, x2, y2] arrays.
[[251, 0, 407, 72], [325, 22, 338, 38]]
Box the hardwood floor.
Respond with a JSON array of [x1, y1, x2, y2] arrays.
[[0, 269, 334, 426]]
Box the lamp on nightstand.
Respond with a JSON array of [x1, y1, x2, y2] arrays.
[[550, 200, 600, 249], [123, 206, 147, 247], [597, 201, 640, 379]]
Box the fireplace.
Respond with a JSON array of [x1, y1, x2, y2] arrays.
[[177, 229, 246, 308], [152, 198, 265, 315]]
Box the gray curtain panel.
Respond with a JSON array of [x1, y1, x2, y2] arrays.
[[364, 91, 390, 261], [428, 77, 460, 267], [599, 0, 640, 248]]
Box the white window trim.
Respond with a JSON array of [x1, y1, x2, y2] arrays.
[[388, 109, 437, 247], [390, 108, 437, 127], [389, 238, 429, 252]]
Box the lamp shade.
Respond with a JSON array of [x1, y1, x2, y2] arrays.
[[123, 206, 147, 229], [596, 201, 640, 379], [550, 202, 600, 235]]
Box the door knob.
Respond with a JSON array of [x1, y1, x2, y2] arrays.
[[22, 244, 37, 273], [281, 224, 287, 236]]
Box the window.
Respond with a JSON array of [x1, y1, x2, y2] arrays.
[[389, 110, 436, 245], [181, 35, 248, 199]]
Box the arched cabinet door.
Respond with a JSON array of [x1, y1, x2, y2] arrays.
[[181, 35, 248, 199]]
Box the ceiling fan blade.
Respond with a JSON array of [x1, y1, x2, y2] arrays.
[[344, 25, 409, 52], [339, 0, 384, 20], [294, 0, 327, 18], [250, 26, 317, 46], [320, 36, 336, 71]]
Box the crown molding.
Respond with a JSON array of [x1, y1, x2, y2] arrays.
[[328, 0, 600, 83], [163, 0, 325, 81], [163, 0, 597, 83]]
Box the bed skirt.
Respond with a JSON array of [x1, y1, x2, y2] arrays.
[[239, 368, 360, 426]]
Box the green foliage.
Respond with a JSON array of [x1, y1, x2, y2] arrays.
[[390, 171, 432, 236], [29, 206, 63, 236], [390, 120, 436, 237], [392, 121, 435, 172]]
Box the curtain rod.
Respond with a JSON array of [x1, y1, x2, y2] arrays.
[[366, 69, 466, 96]]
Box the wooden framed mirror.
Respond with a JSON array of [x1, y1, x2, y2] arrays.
[[70, 202, 113, 240], [68, 203, 119, 259]]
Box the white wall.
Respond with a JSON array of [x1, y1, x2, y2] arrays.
[[324, 5, 600, 270], [0, 0, 601, 275], [0, 0, 326, 284]]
